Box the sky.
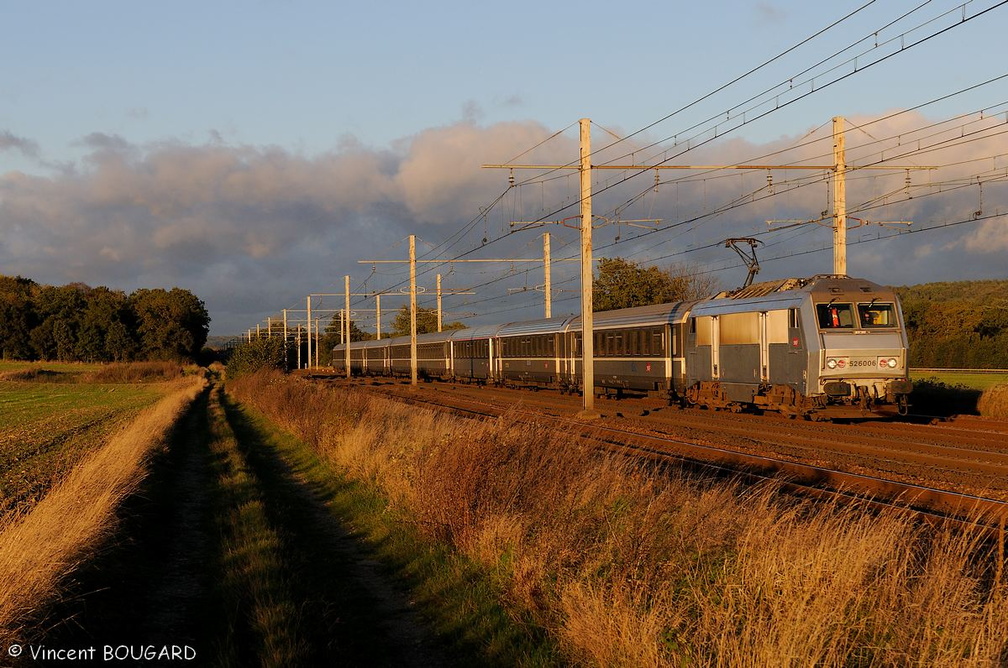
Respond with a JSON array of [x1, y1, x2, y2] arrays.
[[1, 0, 1007, 336]]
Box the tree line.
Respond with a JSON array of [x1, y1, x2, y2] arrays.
[[896, 279, 1008, 369], [0, 275, 210, 363]]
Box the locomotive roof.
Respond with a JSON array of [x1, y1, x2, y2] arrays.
[[715, 275, 894, 300], [693, 274, 895, 316]]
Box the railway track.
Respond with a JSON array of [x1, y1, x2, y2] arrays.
[[315, 375, 1008, 532]]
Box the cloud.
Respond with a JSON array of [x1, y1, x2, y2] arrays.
[[0, 122, 568, 332], [1, 111, 1005, 334], [78, 132, 134, 152], [0, 130, 40, 158], [755, 3, 786, 23]]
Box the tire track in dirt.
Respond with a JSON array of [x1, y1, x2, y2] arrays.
[[218, 389, 449, 667]]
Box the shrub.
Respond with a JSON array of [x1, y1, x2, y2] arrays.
[[910, 378, 981, 416], [226, 338, 289, 380], [977, 383, 1008, 420]]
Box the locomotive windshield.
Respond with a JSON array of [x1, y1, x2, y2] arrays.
[[816, 302, 854, 328], [817, 301, 898, 329], [857, 302, 897, 328]]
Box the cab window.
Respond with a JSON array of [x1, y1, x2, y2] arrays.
[[816, 303, 854, 328], [858, 303, 897, 328]]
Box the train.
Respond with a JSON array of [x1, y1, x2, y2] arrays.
[[332, 274, 913, 419]]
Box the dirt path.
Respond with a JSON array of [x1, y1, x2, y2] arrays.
[[31, 384, 450, 666], [219, 389, 448, 667]]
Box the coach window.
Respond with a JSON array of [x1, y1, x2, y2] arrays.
[[652, 328, 664, 354]]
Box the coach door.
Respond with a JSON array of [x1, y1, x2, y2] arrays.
[[759, 312, 769, 383], [710, 316, 720, 379]]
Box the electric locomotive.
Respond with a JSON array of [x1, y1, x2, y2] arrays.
[[682, 275, 911, 417]]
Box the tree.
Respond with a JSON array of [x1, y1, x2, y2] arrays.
[[30, 284, 88, 361], [226, 336, 288, 379], [0, 276, 37, 360], [0, 274, 210, 363], [130, 288, 210, 361], [667, 262, 721, 301], [76, 287, 137, 362], [593, 258, 718, 312], [390, 306, 465, 337]]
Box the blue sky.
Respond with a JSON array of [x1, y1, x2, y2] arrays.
[[2, 1, 1007, 335]]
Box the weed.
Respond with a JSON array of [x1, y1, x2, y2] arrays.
[[229, 371, 1008, 666]]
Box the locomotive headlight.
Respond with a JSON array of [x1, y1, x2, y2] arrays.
[[887, 358, 898, 369], [826, 358, 838, 369]]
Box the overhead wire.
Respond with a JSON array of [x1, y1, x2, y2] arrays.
[[254, 2, 1008, 333]]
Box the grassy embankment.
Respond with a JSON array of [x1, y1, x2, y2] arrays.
[[216, 384, 557, 665], [230, 371, 1008, 667], [0, 366, 204, 646]]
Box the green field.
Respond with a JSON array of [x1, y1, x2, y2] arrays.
[[910, 369, 1008, 391], [0, 366, 169, 516]]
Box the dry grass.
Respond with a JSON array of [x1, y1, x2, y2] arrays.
[[977, 384, 1008, 420], [84, 361, 191, 383], [0, 376, 205, 645], [229, 371, 1008, 667], [0, 361, 194, 384]]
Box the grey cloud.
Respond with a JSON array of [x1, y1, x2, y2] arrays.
[[0, 130, 40, 158], [0, 113, 1003, 335], [78, 132, 135, 152]]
